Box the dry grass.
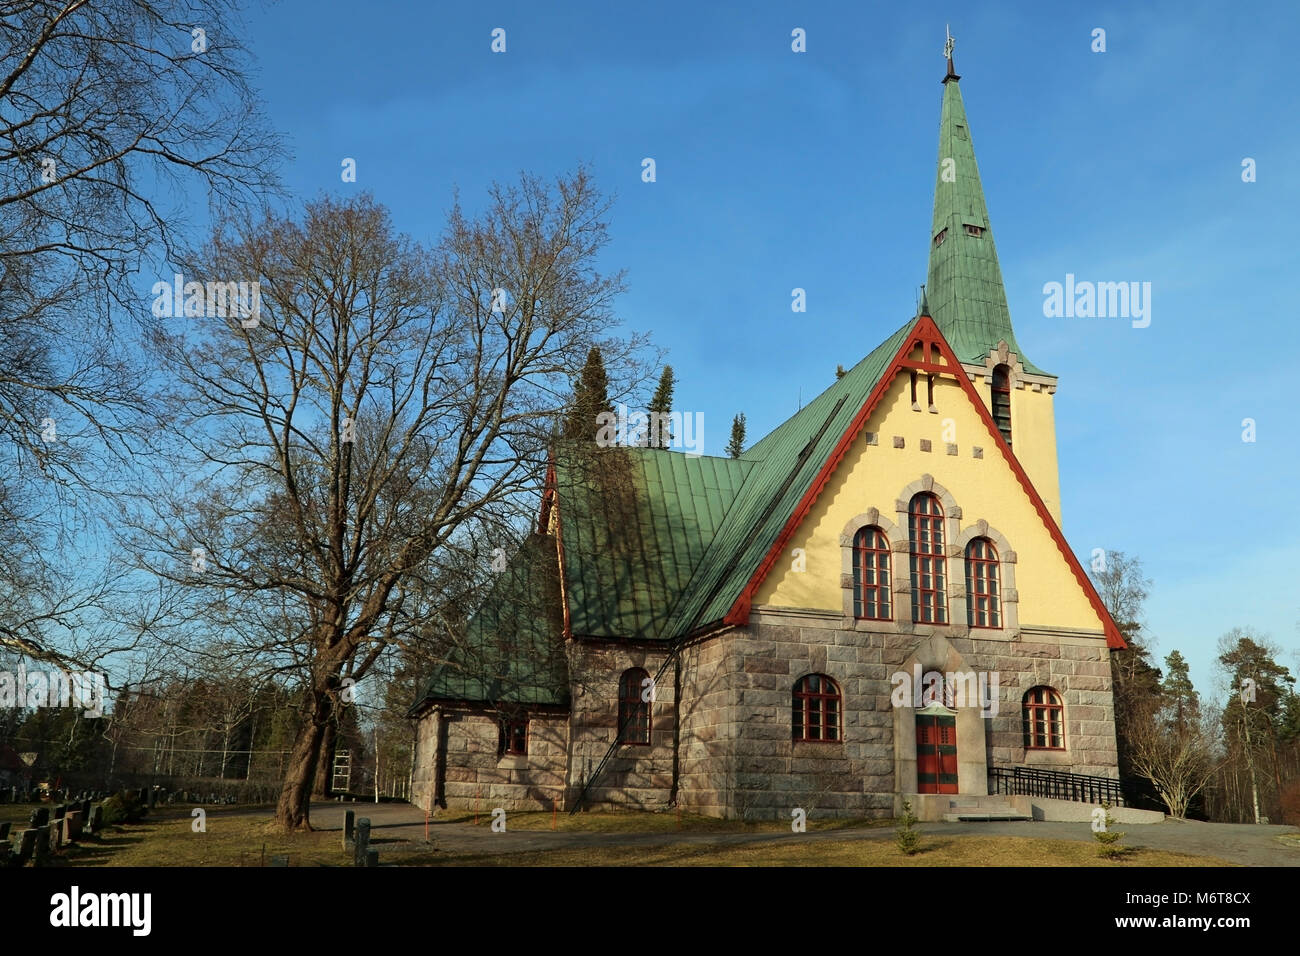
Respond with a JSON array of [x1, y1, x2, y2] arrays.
[[21, 805, 1237, 868], [431, 808, 890, 833], [0, 804, 36, 826], [47, 806, 352, 868], [421, 836, 1235, 867]]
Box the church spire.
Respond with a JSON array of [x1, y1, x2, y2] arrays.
[[925, 33, 1046, 375]]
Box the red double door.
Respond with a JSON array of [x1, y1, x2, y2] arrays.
[[916, 713, 958, 794]]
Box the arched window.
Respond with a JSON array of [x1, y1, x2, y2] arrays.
[[498, 716, 528, 756], [908, 493, 947, 624], [991, 364, 1012, 447], [618, 668, 651, 745], [852, 527, 892, 620], [1023, 687, 1064, 750], [965, 537, 1001, 628], [792, 674, 841, 742]]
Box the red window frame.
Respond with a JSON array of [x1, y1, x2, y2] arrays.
[[908, 493, 947, 624], [1023, 686, 1065, 750], [852, 527, 892, 620], [991, 364, 1012, 447], [618, 668, 651, 746], [792, 674, 841, 743], [965, 537, 1001, 628], [498, 716, 528, 756]]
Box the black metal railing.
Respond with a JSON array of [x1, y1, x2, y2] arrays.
[[989, 766, 1163, 810]]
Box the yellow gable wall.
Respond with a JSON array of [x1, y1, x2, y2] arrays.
[[753, 369, 1103, 632], [966, 372, 1063, 525]]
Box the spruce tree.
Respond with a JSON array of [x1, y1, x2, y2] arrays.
[[647, 365, 675, 448], [1162, 650, 1200, 734], [726, 412, 747, 459], [563, 346, 613, 441]]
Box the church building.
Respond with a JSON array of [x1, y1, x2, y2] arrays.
[[409, 47, 1126, 822]]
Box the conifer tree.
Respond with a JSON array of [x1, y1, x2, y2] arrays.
[[1161, 651, 1199, 733], [726, 413, 747, 459], [564, 347, 613, 441], [647, 365, 675, 448]]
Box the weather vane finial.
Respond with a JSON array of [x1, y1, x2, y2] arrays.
[[944, 24, 955, 70]]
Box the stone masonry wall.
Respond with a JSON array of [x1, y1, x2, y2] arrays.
[[410, 708, 439, 812], [565, 642, 675, 810], [412, 707, 569, 813], [411, 615, 1118, 819], [677, 632, 739, 817], [970, 629, 1119, 776], [716, 607, 1118, 821], [725, 611, 896, 822]]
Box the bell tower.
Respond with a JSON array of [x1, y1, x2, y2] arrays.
[[923, 29, 1064, 522]]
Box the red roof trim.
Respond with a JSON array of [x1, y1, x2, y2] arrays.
[[542, 454, 573, 640], [538, 458, 557, 535], [725, 316, 1126, 649]]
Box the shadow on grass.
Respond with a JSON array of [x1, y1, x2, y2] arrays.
[[47, 832, 147, 867]]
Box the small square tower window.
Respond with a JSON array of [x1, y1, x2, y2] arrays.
[[964, 224, 983, 237]]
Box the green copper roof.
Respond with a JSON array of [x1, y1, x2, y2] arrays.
[[411, 532, 569, 710], [664, 319, 915, 635], [537, 321, 912, 646], [926, 74, 1049, 376], [556, 446, 754, 640]]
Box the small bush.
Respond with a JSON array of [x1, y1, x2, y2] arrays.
[[1093, 802, 1126, 859], [101, 790, 148, 826], [896, 800, 921, 856]]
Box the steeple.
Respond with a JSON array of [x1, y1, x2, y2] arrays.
[[925, 31, 1047, 375]]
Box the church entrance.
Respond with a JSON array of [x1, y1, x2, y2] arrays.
[[915, 706, 958, 794]]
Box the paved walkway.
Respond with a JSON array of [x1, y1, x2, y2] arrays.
[[310, 801, 1300, 866]]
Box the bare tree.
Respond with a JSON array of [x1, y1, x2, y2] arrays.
[[1089, 551, 1162, 780], [128, 175, 647, 829], [0, 1, 281, 663], [1128, 698, 1219, 819]]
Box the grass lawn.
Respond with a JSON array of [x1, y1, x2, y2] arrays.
[[432, 808, 890, 833], [49, 806, 353, 868], [419, 837, 1235, 867], [0, 803, 37, 827], [24, 805, 1236, 867]]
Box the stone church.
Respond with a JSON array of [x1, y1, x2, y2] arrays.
[[409, 49, 1126, 822]]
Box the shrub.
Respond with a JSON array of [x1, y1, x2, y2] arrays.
[[896, 799, 921, 856], [1093, 802, 1126, 859], [101, 790, 148, 826]]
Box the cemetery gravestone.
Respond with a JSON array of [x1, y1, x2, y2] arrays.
[[32, 825, 50, 866], [353, 817, 370, 866], [17, 828, 37, 866]]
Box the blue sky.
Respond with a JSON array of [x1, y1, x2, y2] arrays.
[[227, 0, 1298, 696]]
